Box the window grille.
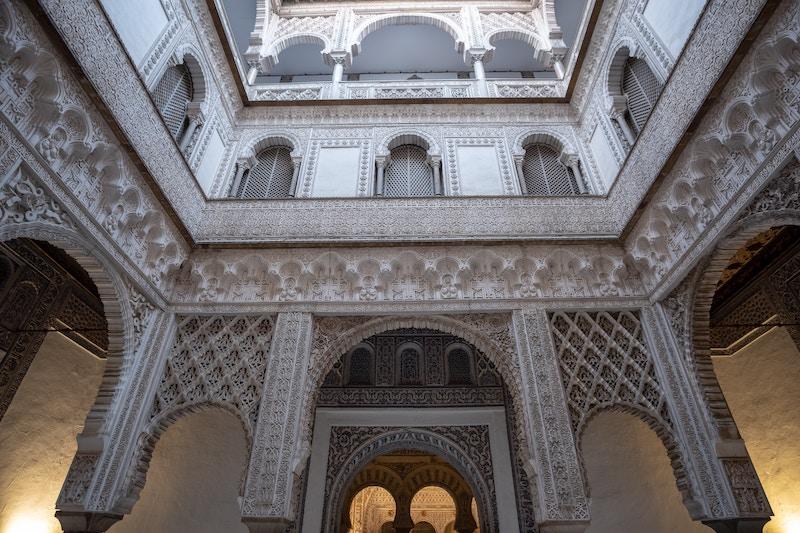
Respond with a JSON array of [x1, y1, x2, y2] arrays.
[[152, 64, 193, 140], [447, 348, 473, 385], [622, 57, 661, 134], [399, 348, 421, 385], [237, 146, 294, 199], [348, 347, 373, 385], [384, 144, 434, 197], [521, 144, 581, 196]]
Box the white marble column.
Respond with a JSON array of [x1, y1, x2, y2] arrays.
[[468, 49, 489, 97], [375, 155, 387, 196]]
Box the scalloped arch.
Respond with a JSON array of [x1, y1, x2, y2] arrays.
[[264, 32, 332, 72], [349, 13, 466, 58]]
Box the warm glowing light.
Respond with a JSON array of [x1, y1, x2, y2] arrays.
[[6, 515, 50, 533], [785, 514, 800, 533]]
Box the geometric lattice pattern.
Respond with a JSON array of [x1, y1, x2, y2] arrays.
[[549, 310, 672, 433], [152, 64, 193, 140], [522, 143, 580, 196], [151, 315, 273, 429], [623, 57, 661, 134], [384, 144, 435, 197], [238, 146, 295, 198]]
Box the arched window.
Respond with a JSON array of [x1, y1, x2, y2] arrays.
[[521, 144, 582, 195], [153, 64, 193, 140], [384, 145, 435, 197], [398, 346, 422, 385], [235, 146, 295, 199], [447, 347, 473, 385], [622, 57, 661, 135], [347, 347, 373, 386]]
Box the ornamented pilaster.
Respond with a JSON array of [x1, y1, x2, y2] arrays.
[[57, 308, 176, 519], [511, 309, 589, 532], [642, 304, 771, 525], [242, 312, 314, 531]]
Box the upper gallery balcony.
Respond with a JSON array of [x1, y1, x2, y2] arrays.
[[214, 0, 593, 102]]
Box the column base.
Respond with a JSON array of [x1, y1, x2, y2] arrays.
[[241, 517, 292, 533], [702, 518, 771, 533], [538, 522, 590, 533], [55, 511, 123, 533]]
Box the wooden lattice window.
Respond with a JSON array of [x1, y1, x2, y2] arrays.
[[384, 144, 434, 197], [522, 144, 581, 196], [348, 347, 373, 386], [236, 146, 294, 199], [622, 57, 661, 135], [447, 348, 473, 385], [152, 64, 193, 140]]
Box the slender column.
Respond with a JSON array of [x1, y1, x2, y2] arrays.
[[230, 156, 256, 197], [552, 54, 566, 79], [328, 51, 349, 99], [392, 491, 414, 533], [608, 95, 636, 145], [247, 64, 260, 85], [511, 309, 590, 533], [178, 118, 199, 152], [375, 156, 386, 196], [430, 155, 443, 195], [242, 313, 314, 532], [514, 155, 527, 194], [178, 103, 204, 153], [612, 111, 636, 145], [467, 49, 489, 97], [454, 493, 478, 533], [289, 157, 302, 197], [561, 153, 587, 194]]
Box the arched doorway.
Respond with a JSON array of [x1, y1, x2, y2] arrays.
[[580, 410, 708, 533], [0, 237, 111, 532], [349, 486, 396, 533], [302, 327, 527, 532], [700, 225, 800, 531]]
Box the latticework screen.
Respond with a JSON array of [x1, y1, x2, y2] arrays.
[[623, 57, 661, 134], [521, 144, 580, 196], [238, 146, 294, 199], [384, 144, 435, 197], [152, 64, 193, 140]]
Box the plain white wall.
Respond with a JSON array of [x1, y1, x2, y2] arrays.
[[100, 0, 168, 66], [643, 0, 705, 60], [0, 333, 105, 533], [110, 408, 249, 533], [455, 146, 505, 195], [581, 411, 707, 533], [589, 124, 620, 190], [196, 128, 226, 194], [713, 327, 800, 533], [311, 146, 361, 197]]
